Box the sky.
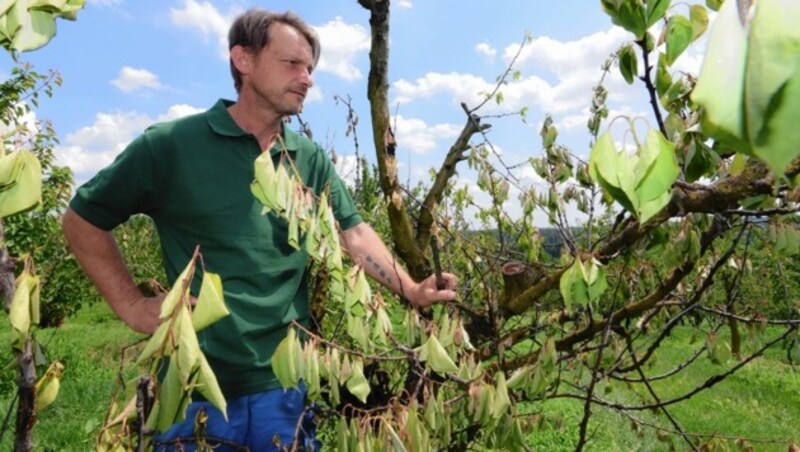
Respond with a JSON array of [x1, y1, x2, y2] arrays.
[[0, 0, 709, 225]]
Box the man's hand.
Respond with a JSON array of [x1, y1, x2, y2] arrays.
[[121, 294, 165, 335], [408, 272, 458, 308]]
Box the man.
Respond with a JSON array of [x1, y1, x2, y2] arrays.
[[62, 8, 457, 451]]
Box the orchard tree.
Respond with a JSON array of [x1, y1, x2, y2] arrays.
[[262, 0, 800, 450], [1, 2, 86, 451]]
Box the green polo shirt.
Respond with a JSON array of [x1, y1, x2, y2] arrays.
[[70, 99, 362, 397]]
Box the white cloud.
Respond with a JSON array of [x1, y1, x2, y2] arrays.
[[393, 27, 646, 118], [334, 153, 359, 188], [314, 17, 370, 81], [111, 66, 163, 92], [397, 0, 413, 9], [475, 42, 497, 63], [57, 105, 204, 183], [392, 72, 492, 105], [170, 0, 232, 59], [393, 115, 461, 155], [305, 86, 323, 104]]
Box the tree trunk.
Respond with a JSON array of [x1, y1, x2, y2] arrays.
[[1, 219, 37, 452]]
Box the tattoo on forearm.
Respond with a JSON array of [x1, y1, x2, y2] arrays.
[[366, 255, 393, 285]]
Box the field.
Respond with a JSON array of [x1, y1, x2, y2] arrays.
[[1, 302, 798, 451]]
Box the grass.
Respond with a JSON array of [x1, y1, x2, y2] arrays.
[[0, 302, 142, 451], [524, 326, 800, 451], [0, 305, 798, 451]]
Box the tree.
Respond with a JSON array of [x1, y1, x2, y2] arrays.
[[1, 2, 86, 451], [266, 0, 800, 450]]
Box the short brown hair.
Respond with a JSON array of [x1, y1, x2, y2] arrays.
[[228, 9, 320, 93]]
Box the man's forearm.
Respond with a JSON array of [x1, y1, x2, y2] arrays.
[[61, 208, 158, 333], [340, 223, 457, 307]]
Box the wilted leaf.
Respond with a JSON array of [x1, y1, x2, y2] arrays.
[[619, 44, 638, 84], [691, 0, 749, 152], [345, 358, 370, 404], [192, 272, 228, 331], [665, 15, 693, 66], [745, 0, 800, 175], [0, 150, 42, 218]]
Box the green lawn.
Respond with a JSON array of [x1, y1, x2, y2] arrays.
[[1, 304, 798, 450], [525, 327, 800, 451]]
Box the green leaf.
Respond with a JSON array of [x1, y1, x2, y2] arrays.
[[560, 259, 590, 309], [689, 4, 709, 40], [588, 131, 636, 213], [154, 359, 191, 433], [9, 271, 34, 346], [418, 334, 459, 375], [619, 44, 638, 84], [645, 0, 670, 29], [585, 258, 609, 302], [175, 308, 201, 383], [160, 261, 193, 319], [272, 328, 300, 389], [345, 358, 370, 404], [745, 0, 800, 175], [655, 54, 672, 97], [136, 322, 169, 365], [633, 129, 678, 221], [191, 272, 229, 331], [601, 0, 647, 38], [0, 150, 42, 218], [492, 372, 511, 419], [665, 15, 693, 66], [691, 0, 750, 152], [196, 355, 227, 420], [706, 0, 723, 12]]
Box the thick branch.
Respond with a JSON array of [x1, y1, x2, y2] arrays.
[[416, 103, 486, 252], [359, 0, 429, 280]]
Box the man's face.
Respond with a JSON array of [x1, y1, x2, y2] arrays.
[[247, 23, 315, 115]]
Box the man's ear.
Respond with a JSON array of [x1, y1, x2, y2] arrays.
[[230, 45, 252, 75]]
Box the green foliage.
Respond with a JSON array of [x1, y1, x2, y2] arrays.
[[0, 0, 85, 53], [589, 127, 679, 223], [2, 66, 95, 326], [692, 0, 800, 175]]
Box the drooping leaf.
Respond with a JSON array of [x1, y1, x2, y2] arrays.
[[645, 0, 670, 29], [272, 328, 300, 389], [665, 15, 693, 66], [601, 0, 647, 39], [745, 0, 800, 175], [655, 54, 672, 97], [689, 4, 709, 40], [0, 150, 42, 217], [345, 358, 370, 404], [419, 334, 459, 375], [619, 44, 638, 84], [196, 355, 227, 420], [191, 271, 229, 331], [160, 261, 193, 319], [691, 0, 750, 152]]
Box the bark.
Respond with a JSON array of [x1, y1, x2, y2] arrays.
[[358, 1, 486, 282], [1, 219, 15, 311], [14, 340, 36, 452], [358, 0, 428, 280], [1, 221, 37, 452]]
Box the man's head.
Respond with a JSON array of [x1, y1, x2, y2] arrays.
[[228, 9, 320, 94]]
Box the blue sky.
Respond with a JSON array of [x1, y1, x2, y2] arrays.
[[1, 0, 708, 224]]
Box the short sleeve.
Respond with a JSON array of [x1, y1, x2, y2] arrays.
[[69, 130, 163, 230]]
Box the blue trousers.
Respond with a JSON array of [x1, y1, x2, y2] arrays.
[[151, 386, 319, 451]]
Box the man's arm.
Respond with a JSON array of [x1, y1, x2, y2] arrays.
[[340, 223, 457, 307], [61, 208, 162, 334]]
